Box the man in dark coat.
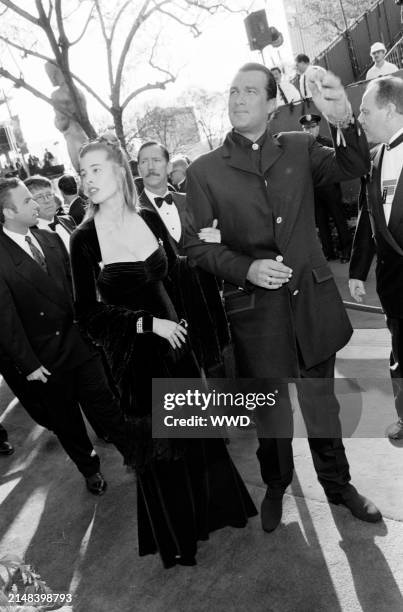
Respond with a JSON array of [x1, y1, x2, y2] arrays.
[[0, 178, 130, 494], [185, 63, 381, 531], [58, 174, 87, 225], [350, 76, 403, 440]]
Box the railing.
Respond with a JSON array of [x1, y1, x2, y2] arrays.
[[385, 34, 403, 69]]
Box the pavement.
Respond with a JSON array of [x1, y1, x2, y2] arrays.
[[0, 260, 402, 612]]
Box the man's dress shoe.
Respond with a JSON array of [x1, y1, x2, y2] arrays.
[[326, 484, 382, 523], [0, 441, 14, 456], [261, 490, 284, 532], [86, 472, 107, 496], [385, 418, 403, 440]]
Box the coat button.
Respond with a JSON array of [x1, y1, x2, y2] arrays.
[[55, 331, 60, 336], [252, 143, 259, 150], [276, 255, 283, 262], [276, 217, 283, 224], [293, 289, 299, 296], [40, 312, 45, 316]]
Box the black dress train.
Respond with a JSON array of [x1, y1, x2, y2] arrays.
[[70, 211, 257, 568]]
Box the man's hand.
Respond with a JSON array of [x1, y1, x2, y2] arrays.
[[26, 366, 51, 383], [247, 258, 292, 290], [306, 67, 352, 124], [349, 279, 366, 303], [198, 218, 221, 243]]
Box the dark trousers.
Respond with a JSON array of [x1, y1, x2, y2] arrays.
[[1, 355, 112, 439], [315, 186, 351, 258], [256, 354, 350, 495], [386, 316, 403, 420], [28, 353, 129, 477], [0, 423, 7, 443]]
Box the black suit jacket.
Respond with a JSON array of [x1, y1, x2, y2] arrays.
[[185, 124, 370, 369], [0, 226, 92, 376], [68, 196, 86, 225], [138, 190, 193, 253], [350, 144, 403, 317]]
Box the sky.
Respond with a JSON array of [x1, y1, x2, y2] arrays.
[[0, 0, 294, 161]]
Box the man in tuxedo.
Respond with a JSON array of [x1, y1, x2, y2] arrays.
[[0, 178, 130, 494], [0, 424, 14, 455], [350, 76, 403, 439], [185, 62, 381, 531], [24, 176, 75, 252], [137, 141, 230, 376], [300, 114, 351, 262], [58, 174, 86, 224]]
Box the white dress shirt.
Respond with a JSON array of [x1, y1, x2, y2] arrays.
[[366, 61, 398, 80], [36, 217, 71, 252], [144, 188, 182, 243], [381, 127, 403, 226], [299, 72, 312, 99], [276, 80, 301, 106], [3, 227, 44, 257]]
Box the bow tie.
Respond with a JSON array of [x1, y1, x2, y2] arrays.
[[386, 132, 403, 151], [154, 194, 173, 208], [48, 217, 60, 231]]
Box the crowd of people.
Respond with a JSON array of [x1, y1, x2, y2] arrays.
[[0, 54, 402, 570]]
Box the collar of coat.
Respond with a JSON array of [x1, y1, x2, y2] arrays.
[[221, 128, 283, 176]]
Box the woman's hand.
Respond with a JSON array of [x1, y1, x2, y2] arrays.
[[198, 218, 221, 243], [152, 318, 188, 349]]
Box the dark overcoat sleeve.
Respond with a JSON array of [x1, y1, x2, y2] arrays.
[[309, 122, 371, 188], [184, 166, 254, 287]]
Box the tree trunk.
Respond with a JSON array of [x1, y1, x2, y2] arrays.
[[112, 107, 127, 153]]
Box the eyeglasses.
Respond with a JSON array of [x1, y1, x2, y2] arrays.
[[33, 193, 54, 203]]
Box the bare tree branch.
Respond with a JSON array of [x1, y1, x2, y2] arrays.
[[0, 0, 41, 25], [94, 0, 114, 91], [47, 0, 53, 21], [122, 77, 175, 110], [110, 0, 131, 45], [70, 3, 95, 46], [183, 0, 247, 15], [0, 34, 110, 112], [0, 66, 77, 121], [157, 7, 201, 36], [55, 0, 69, 49]]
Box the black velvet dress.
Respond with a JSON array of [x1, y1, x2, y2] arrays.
[[70, 212, 257, 569]]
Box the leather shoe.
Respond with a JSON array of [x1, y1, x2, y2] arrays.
[[261, 490, 284, 532], [0, 441, 14, 456], [86, 472, 107, 496], [327, 484, 382, 523], [385, 418, 403, 440]]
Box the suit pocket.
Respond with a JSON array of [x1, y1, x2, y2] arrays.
[[312, 264, 333, 283], [224, 290, 256, 315]]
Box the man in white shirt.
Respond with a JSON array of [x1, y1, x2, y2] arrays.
[[349, 76, 403, 439], [366, 42, 398, 80], [137, 140, 219, 250], [24, 175, 75, 251], [271, 67, 301, 106], [295, 53, 312, 99], [0, 178, 131, 494]]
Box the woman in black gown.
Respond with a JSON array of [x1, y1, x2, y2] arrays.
[[70, 135, 257, 569]]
